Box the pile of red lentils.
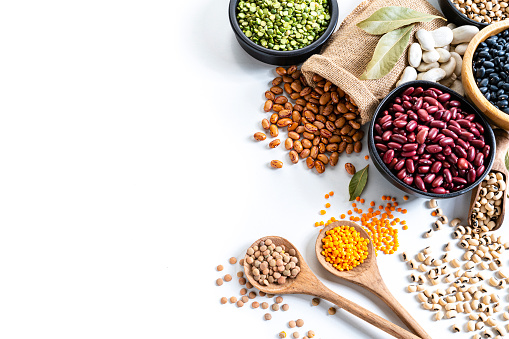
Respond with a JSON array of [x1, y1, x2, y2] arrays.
[[315, 192, 411, 255]]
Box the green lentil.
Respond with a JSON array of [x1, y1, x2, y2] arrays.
[[236, 0, 331, 51]]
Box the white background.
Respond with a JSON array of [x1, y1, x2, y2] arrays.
[[0, 0, 507, 338]]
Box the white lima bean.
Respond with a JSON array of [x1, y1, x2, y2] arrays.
[[451, 25, 480, 44], [408, 43, 422, 68], [440, 57, 456, 78], [454, 42, 469, 56], [431, 27, 454, 47], [416, 29, 435, 51], [436, 48, 451, 63], [422, 49, 440, 63], [421, 68, 446, 82], [397, 66, 417, 86]]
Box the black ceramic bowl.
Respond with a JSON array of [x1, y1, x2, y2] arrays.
[[228, 0, 339, 66], [438, 0, 488, 29], [368, 80, 496, 199]]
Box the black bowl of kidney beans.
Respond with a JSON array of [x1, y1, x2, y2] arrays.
[[473, 28, 509, 113], [368, 81, 495, 198]]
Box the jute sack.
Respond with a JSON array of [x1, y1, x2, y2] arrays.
[[301, 0, 446, 125]]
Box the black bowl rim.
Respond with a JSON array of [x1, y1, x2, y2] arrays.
[[228, 0, 339, 57], [438, 0, 489, 28], [368, 80, 496, 199]]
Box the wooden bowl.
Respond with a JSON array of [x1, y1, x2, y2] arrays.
[[463, 20, 509, 130]]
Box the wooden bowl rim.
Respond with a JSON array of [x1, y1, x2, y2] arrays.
[[463, 20, 509, 125]]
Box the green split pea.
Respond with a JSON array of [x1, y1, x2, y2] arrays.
[[237, 0, 331, 51]]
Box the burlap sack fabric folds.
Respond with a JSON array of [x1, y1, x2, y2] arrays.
[[301, 0, 446, 125]]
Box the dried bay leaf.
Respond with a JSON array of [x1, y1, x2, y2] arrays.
[[348, 164, 369, 201], [357, 6, 445, 35], [505, 151, 509, 172], [360, 24, 414, 80]]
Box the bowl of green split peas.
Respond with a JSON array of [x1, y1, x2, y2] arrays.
[[229, 0, 339, 65]]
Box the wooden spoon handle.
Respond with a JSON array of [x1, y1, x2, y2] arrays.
[[372, 284, 432, 339], [316, 286, 422, 339]]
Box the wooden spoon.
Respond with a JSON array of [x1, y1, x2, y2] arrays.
[[315, 221, 432, 339], [468, 128, 509, 230], [244, 236, 422, 339]]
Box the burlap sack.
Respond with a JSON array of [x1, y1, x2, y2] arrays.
[[301, 0, 446, 125]]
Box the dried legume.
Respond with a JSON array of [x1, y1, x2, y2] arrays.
[[236, 0, 331, 51], [373, 85, 490, 193], [320, 225, 369, 271]]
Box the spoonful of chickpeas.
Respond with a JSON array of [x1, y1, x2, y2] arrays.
[[243, 235, 424, 339]]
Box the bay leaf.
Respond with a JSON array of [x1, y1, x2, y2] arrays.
[[357, 6, 445, 35], [349, 164, 369, 201], [360, 25, 414, 80]]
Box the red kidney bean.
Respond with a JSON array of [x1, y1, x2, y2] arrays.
[[442, 110, 452, 122], [402, 143, 418, 152], [393, 120, 407, 129], [375, 123, 383, 135], [401, 151, 417, 157], [428, 128, 439, 141], [431, 161, 442, 173], [476, 165, 485, 177], [418, 165, 431, 174], [397, 168, 407, 180], [407, 132, 416, 143], [383, 149, 395, 164], [438, 93, 451, 102], [457, 119, 472, 128], [443, 168, 452, 183], [467, 146, 476, 162], [482, 145, 490, 158], [376, 143, 388, 152], [448, 120, 460, 128], [456, 138, 470, 150], [417, 143, 426, 155], [419, 159, 433, 166], [471, 127, 480, 138], [403, 176, 414, 185], [442, 128, 458, 140], [467, 168, 476, 184], [408, 111, 418, 121], [392, 104, 405, 113], [443, 145, 452, 155], [457, 158, 469, 170], [436, 153, 446, 161], [426, 145, 442, 153], [474, 152, 484, 167], [432, 175, 444, 188], [379, 115, 392, 125], [424, 173, 436, 184], [447, 153, 458, 164], [454, 145, 468, 158], [432, 134, 446, 143], [430, 120, 446, 129], [460, 131, 474, 141], [394, 159, 405, 171], [403, 87, 414, 96], [388, 142, 402, 150], [439, 137, 454, 147], [391, 134, 407, 143], [388, 157, 398, 170], [470, 139, 485, 149], [449, 100, 461, 107], [382, 130, 392, 141], [431, 187, 447, 194], [406, 120, 417, 132], [416, 129, 428, 144], [452, 176, 467, 185], [427, 105, 439, 114], [424, 96, 439, 106], [406, 159, 415, 173], [448, 125, 462, 136], [475, 122, 485, 134], [417, 109, 430, 122], [415, 175, 426, 191], [464, 113, 475, 121]]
